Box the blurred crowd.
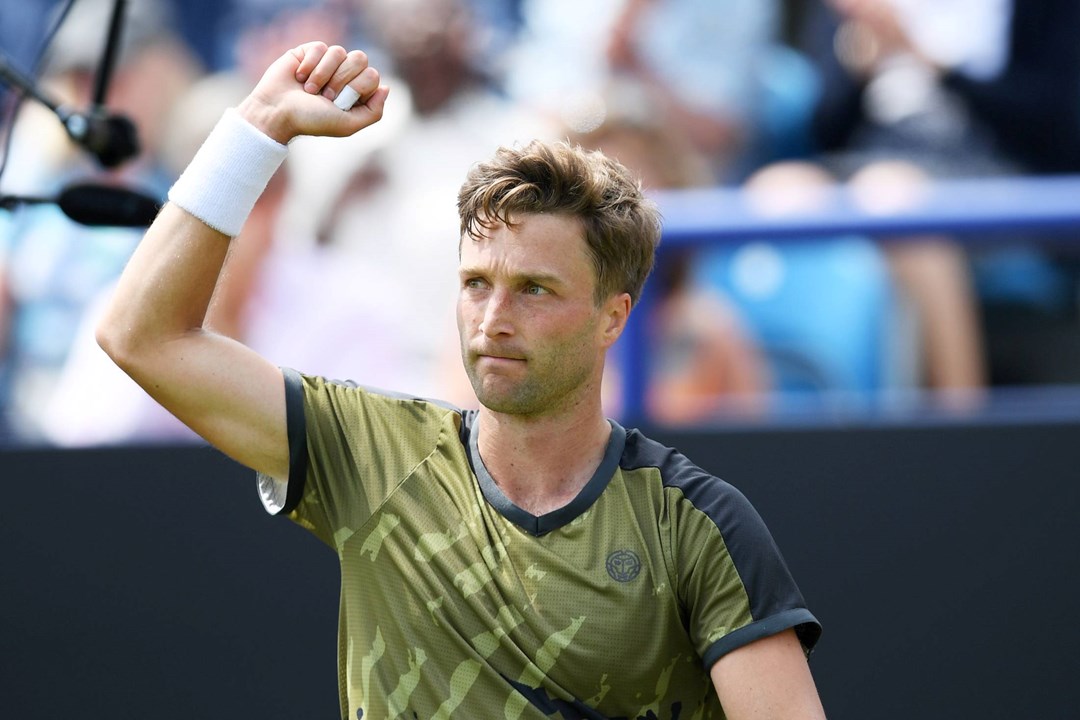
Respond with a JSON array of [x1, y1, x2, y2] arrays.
[[1, 0, 1079, 446]]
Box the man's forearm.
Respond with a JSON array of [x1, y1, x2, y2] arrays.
[[93, 41, 387, 476], [97, 104, 289, 368]]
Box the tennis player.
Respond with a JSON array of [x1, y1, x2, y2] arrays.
[[98, 41, 826, 719]]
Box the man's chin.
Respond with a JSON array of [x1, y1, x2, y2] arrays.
[[472, 382, 543, 416]]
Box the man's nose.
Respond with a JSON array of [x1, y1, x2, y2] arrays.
[[479, 288, 515, 337]]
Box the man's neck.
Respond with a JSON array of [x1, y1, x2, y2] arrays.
[[476, 404, 613, 517]]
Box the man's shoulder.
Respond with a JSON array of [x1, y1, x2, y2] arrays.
[[619, 425, 716, 487], [618, 425, 757, 525]]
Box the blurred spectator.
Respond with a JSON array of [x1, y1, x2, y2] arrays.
[[847, 161, 988, 397], [502, 0, 625, 126], [0, 0, 202, 441], [806, 0, 1080, 176], [218, 0, 352, 83], [506, 0, 817, 182], [570, 104, 771, 423], [462, 0, 527, 68], [691, 161, 910, 406], [605, 0, 794, 178], [799, 0, 1080, 388]]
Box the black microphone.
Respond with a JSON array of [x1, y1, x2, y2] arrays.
[[57, 182, 160, 226], [56, 106, 141, 169], [0, 52, 141, 168], [0, 182, 161, 227]]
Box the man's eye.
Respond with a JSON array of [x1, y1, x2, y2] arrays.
[[464, 278, 485, 290], [524, 284, 548, 296]]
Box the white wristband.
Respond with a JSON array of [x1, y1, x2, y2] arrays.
[[168, 108, 289, 237]]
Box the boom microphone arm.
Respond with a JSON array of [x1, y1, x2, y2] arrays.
[[0, 51, 139, 169], [92, 0, 127, 109]]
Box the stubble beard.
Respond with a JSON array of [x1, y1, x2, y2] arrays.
[[464, 347, 595, 418]]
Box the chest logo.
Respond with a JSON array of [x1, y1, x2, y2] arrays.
[[605, 549, 642, 582]]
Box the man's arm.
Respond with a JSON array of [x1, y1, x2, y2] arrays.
[[711, 629, 827, 719], [96, 42, 388, 479]]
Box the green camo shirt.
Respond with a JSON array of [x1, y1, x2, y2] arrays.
[[258, 369, 820, 719]]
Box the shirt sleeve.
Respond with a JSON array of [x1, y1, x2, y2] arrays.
[[256, 368, 458, 549], [673, 474, 821, 668]]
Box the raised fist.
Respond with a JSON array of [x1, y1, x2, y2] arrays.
[[237, 41, 389, 145]]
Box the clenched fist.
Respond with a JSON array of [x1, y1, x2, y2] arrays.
[[237, 41, 389, 145]]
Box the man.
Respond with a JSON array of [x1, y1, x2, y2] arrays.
[[98, 42, 825, 719]]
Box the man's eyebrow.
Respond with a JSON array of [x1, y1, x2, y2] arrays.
[[458, 266, 565, 286], [458, 264, 485, 279], [518, 271, 565, 287]]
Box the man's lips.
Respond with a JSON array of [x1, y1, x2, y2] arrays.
[[473, 349, 527, 363]]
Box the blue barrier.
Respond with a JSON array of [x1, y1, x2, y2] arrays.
[[620, 174, 1080, 422], [653, 174, 1080, 244]]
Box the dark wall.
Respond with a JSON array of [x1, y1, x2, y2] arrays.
[[2, 445, 341, 719], [3, 421, 1078, 719], [650, 421, 1080, 720]]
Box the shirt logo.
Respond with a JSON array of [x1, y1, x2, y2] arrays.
[[606, 549, 642, 582]]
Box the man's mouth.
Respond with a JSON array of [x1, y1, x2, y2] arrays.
[[474, 349, 527, 364]]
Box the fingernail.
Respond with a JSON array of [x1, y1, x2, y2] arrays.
[[323, 87, 336, 101], [296, 72, 308, 83], [304, 81, 319, 93]]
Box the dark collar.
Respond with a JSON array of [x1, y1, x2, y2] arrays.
[[463, 412, 627, 537]]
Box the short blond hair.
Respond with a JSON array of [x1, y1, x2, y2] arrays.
[[457, 140, 662, 306]]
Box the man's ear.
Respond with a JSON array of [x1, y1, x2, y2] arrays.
[[599, 292, 632, 348]]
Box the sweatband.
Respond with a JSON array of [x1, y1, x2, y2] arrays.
[[167, 108, 289, 237], [334, 85, 361, 111]]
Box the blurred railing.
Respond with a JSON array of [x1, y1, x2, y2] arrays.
[[620, 173, 1080, 423]]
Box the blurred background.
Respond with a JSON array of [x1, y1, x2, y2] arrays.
[[1, 2, 1078, 718], [2, 0, 1080, 443]]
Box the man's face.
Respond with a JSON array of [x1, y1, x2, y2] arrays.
[[456, 213, 628, 418]]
